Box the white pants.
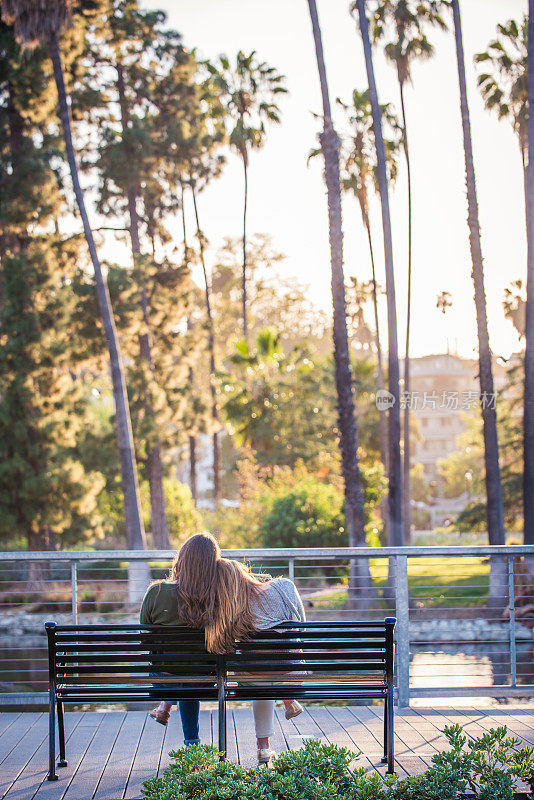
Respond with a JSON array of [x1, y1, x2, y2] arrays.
[[252, 700, 275, 737]]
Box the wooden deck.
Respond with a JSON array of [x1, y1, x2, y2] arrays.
[[1, 705, 533, 799]]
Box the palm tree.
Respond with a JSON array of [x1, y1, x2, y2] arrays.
[[352, 0, 404, 550], [208, 52, 286, 340], [451, 0, 506, 603], [114, 55, 170, 549], [307, 0, 377, 607], [436, 291, 452, 316], [337, 89, 402, 493], [475, 18, 528, 200], [159, 63, 226, 509], [436, 290, 453, 352], [525, 1, 534, 553], [371, 0, 447, 543], [181, 195, 199, 506], [475, 17, 532, 553], [1, 2, 147, 562], [190, 184, 222, 507]]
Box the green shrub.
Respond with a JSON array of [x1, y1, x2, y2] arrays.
[[259, 479, 346, 550], [432, 724, 534, 800], [386, 766, 462, 800], [142, 727, 534, 800]]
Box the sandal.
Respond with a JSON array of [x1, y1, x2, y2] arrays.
[[257, 747, 275, 764], [284, 700, 304, 720], [149, 706, 170, 726]]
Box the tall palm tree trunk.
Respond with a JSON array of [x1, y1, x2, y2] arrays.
[[307, 0, 377, 608], [356, 0, 403, 554], [399, 82, 412, 545], [524, 0, 534, 554], [191, 187, 221, 507], [364, 214, 388, 472], [181, 185, 198, 504], [242, 153, 249, 341], [189, 421, 198, 504], [452, 0, 506, 603], [117, 64, 170, 550], [48, 31, 146, 565], [364, 215, 388, 538]]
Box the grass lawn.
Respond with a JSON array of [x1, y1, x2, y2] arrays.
[[310, 556, 490, 610]]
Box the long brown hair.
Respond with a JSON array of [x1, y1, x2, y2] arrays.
[[168, 532, 221, 629], [205, 559, 271, 654]]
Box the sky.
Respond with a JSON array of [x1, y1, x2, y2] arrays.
[[140, 0, 527, 361]]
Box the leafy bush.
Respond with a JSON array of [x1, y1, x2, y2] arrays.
[[259, 478, 347, 550], [142, 727, 534, 800], [432, 724, 534, 800], [203, 453, 385, 551]]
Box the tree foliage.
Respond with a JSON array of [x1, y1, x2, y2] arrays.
[[0, 21, 104, 550]]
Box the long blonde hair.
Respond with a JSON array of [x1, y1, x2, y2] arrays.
[[168, 532, 221, 629], [205, 559, 271, 654]]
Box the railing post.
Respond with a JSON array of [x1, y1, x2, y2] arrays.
[[288, 558, 295, 583], [395, 554, 410, 707], [71, 560, 78, 625], [508, 555, 516, 687]]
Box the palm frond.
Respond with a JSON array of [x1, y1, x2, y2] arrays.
[[2, 0, 73, 46]]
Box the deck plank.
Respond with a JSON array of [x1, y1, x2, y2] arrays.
[[212, 708, 238, 763], [92, 711, 146, 800], [157, 712, 182, 776], [60, 713, 126, 800], [272, 705, 295, 753], [306, 706, 356, 750], [2, 713, 82, 800], [267, 704, 290, 757], [1, 705, 533, 799], [327, 705, 382, 754], [0, 715, 48, 798], [31, 713, 103, 800], [124, 715, 166, 800], [371, 706, 440, 760], [198, 708, 212, 748], [232, 707, 258, 768], [400, 708, 454, 751], [466, 708, 534, 745], [0, 713, 44, 766], [0, 713, 20, 738], [286, 705, 326, 742]]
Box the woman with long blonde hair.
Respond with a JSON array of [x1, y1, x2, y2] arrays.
[[206, 558, 305, 763]]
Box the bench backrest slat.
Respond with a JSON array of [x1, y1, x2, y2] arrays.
[[46, 619, 396, 697]]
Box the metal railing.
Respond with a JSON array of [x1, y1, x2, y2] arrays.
[[1, 545, 533, 707]]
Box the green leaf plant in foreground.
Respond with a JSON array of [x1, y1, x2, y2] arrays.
[[141, 726, 534, 800], [432, 724, 534, 800]]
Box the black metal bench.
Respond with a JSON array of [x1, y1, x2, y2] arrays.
[[45, 617, 396, 780]]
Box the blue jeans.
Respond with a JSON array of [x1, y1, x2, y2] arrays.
[[149, 672, 200, 745], [178, 700, 200, 745]]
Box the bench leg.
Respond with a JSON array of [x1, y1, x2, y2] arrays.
[[218, 683, 226, 760], [381, 693, 388, 764], [386, 686, 395, 775], [57, 698, 67, 768], [47, 689, 58, 781]]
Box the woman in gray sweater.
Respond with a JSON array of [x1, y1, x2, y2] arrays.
[[205, 558, 305, 763]]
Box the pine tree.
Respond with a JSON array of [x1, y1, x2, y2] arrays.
[[0, 22, 103, 576]]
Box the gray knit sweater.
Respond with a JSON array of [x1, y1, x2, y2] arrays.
[[250, 577, 306, 629]]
